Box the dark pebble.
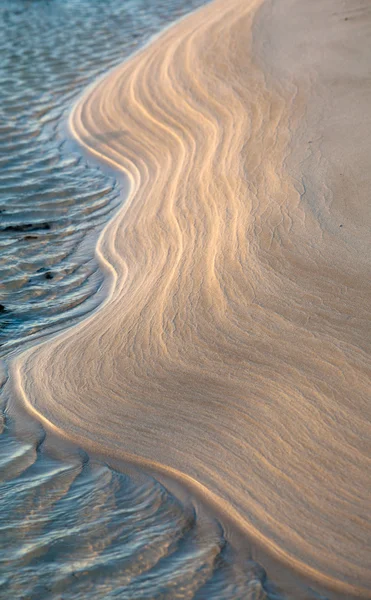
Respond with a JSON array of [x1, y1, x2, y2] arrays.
[[44, 272, 54, 280]]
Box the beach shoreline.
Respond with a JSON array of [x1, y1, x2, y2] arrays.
[[11, 0, 371, 596]]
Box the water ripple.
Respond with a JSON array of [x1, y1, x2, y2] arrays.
[[0, 410, 287, 600]]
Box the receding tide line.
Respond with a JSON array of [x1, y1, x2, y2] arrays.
[[11, 0, 371, 596]]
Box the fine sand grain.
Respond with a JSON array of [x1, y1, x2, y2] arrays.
[[12, 0, 371, 595]]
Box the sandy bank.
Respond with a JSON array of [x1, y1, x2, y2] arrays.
[[13, 0, 371, 595]]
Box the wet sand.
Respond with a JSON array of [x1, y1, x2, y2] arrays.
[[12, 0, 371, 596]]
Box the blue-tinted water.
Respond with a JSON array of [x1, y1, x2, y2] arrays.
[[0, 1, 326, 598]]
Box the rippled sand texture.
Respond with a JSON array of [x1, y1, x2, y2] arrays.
[[15, 0, 371, 596]]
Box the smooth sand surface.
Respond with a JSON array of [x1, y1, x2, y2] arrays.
[[13, 0, 371, 595]]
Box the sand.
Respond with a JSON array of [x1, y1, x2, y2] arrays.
[[12, 0, 371, 596]]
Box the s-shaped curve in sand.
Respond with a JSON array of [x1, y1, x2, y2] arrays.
[[11, 0, 371, 596]]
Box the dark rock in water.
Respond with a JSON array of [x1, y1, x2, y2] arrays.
[[24, 235, 39, 240], [0, 305, 6, 313], [44, 272, 54, 280], [3, 222, 51, 233]]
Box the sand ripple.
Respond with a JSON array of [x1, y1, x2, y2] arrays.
[[13, 0, 371, 596]]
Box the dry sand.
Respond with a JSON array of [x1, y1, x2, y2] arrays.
[[12, 0, 371, 596]]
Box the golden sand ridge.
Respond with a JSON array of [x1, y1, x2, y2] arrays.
[[13, 0, 371, 595]]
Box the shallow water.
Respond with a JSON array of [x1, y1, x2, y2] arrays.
[[0, 1, 327, 598], [0, 0, 209, 351], [1, 412, 282, 600]]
